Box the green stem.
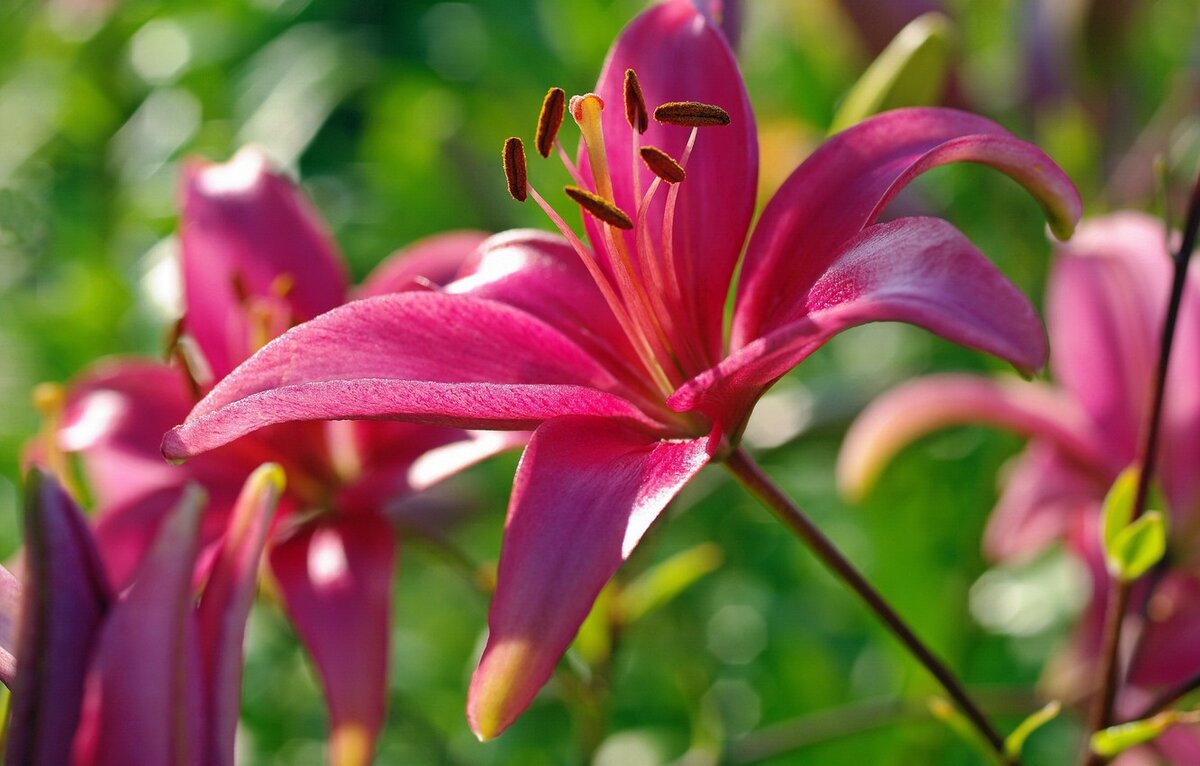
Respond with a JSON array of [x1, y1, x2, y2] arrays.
[[728, 689, 1041, 764], [724, 447, 1015, 765]]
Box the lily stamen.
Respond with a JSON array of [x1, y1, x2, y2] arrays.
[[639, 146, 686, 184], [623, 69, 649, 134], [653, 101, 731, 127], [564, 186, 633, 230], [534, 87, 566, 159], [503, 137, 528, 202]]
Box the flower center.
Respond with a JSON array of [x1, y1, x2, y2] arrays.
[[502, 69, 730, 405]]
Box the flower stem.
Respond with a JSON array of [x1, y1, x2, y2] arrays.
[[1082, 168, 1200, 765], [724, 447, 1015, 764]]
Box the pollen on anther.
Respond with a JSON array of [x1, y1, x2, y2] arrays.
[[503, 137, 528, 202], [623, 69, 648, 133], [564, 185, 633, 230], [653, 101, 731, 127], [639, 146, 686, 184], [535, 87, 565, 158]]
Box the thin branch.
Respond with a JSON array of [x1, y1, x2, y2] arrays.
[[728, 689, 1042, 764], [724, 447, 1015, 765], [1082, 168, 1200, 765]]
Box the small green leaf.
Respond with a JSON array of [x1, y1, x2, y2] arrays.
[[830, 12, 955, 133], [1005, 701, 1061, 759], [616, 543, 723, 624], [572, 582, 616, 666], [1090, 711, 1177, 757], [1101, 466, 1140, 553], [927, 698, 1006, 766], [1109, 511, 1167, 582]]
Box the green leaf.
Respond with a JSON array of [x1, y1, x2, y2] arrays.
[[572, 582, 616, 667], [927, 697, 1006, 766], [1005, 701, 1061, 759], [616, 543, 723, 625], [829, 12, 955, 133], [1109, 511, 1167, 582], [1090, 712, 1177, 757], [1101, 467, 1140, 553]]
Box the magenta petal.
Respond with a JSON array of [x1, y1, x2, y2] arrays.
[[467, 416, 714, 740], [164, 292, 650, 459], [92, 485, 194, 589], [447, 230, 643, 386], [356, 230, 490, 298], [269, 515, 395, 766], [1164, 262, 1200, 518], [6, 471, 111, 766], [586, 0, 757, 363], [74, 486, 208, 766], [1047, 213, 1170, 473], [834, 374, 1110, 503], [1122, 572, 1200, 689], [674, 218, 1049, 433], [734, 107, 1081, 347], [197, 466, 283, 766], [181, 148, 348, 379], [1154, 726, 1200, 766], [984, 442, 1104, 562], [58, 360, 197, 509], [0, 565, 20, 687]]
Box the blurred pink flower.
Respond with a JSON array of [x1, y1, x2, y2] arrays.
[[839, 212, 1200, 762], [40, 149, 512, 765], [4, 467, 279, 766], [163, 0, 1080, 740]]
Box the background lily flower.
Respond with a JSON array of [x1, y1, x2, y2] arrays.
[[37, 148, 514, 765], [5, 466, 280, 766], [163, 0, 1081, 740], [838, 212, 1200, 762]]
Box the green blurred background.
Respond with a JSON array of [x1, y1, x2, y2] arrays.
[[2, 0, 1199, 763]]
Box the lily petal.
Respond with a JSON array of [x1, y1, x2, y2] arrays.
[[356, 231, 490, 298], [587, 0, 757, 364], [446, 230, 644, 392], [164, 292, 651, 460], [733, 107, 1081, 347], [197, 465, 283, 766], [5, 471, 111, 766], [1164, 261, 1200, 519], [404, 430, 530, 494], [58, 361, 199, 509], [73, 486, 208, 766], [674, 217, 1050, 433], [268, 515, 395, 766], [0, 565, 20, 687], [1047, 213, 1170, 477], [181, 147, 348, 379], [1121, 571, 1200, 690], [984, 442, 1105, 562], [467, 416, 714, 740], [331, 421, 471, 515], [834, 373, 1109, 503]]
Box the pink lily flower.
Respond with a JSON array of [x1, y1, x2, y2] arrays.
[[5, 466, 280, 766], [44, 148, 513, 764], [163, 0, 1081, 740], [839, 212, 1200, 762]]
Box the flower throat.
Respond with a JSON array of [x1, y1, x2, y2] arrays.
[[502, 68, 731, 400]]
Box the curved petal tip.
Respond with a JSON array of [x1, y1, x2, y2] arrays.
[[330, 723, 374, 766], [467, 639, 534, 741]]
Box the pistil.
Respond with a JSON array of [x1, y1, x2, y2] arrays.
[[571, 94, 615, 203]]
